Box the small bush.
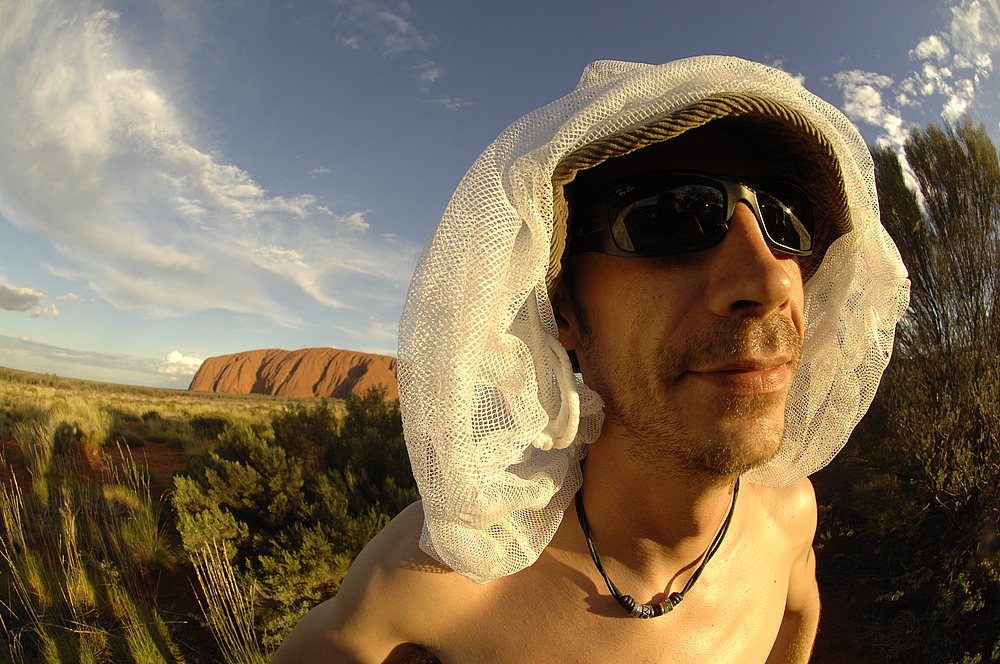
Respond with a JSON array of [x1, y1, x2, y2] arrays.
[[190, 416, 230, 442], [145, 417, 196, 449], [173, 423, 385, 648], [173, 388, 418, 649], [271, 401, 338, 473]]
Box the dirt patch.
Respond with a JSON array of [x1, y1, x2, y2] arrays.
[[102, 439, 188, 498]]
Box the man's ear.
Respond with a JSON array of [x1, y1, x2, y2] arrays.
[[551, 278, 583, 352]]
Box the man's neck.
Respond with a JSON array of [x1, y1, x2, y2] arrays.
[[575, 425, 742, 592]]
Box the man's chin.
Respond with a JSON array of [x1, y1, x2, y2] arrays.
[[700, 420, 784, 475], [624, 419, 783, 481], [690, 441, 779, 478]]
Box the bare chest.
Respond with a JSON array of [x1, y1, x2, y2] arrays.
[[425, 544, 789, 664]]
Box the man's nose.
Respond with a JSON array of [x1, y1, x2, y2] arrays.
[[705, 202, 797, 317]]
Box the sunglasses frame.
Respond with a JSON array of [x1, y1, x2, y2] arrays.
[[569, 170, 814, 258]]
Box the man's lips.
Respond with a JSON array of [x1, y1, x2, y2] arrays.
[[684, 359, 793, 394]]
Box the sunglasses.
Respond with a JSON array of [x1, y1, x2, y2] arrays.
[[568, 171, 814, 258]]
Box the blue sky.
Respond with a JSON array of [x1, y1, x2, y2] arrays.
[[1, 0, 998, 389]]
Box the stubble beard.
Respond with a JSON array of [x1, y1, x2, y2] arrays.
[[581, 315, 803, 482]]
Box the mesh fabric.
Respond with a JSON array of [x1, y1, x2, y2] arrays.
[[397, 56, 910, 583]]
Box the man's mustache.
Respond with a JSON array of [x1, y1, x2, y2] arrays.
[[666, 315, 803, 379]]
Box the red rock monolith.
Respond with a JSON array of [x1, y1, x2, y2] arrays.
[[188, 348, 397, 400]]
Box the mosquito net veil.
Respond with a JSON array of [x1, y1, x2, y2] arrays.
[[397, 56, 910, 583]]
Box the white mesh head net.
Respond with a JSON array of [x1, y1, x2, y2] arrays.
[[397, 56, 910, 584]]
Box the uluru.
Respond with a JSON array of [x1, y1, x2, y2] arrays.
[[188, 347, 398, 400]]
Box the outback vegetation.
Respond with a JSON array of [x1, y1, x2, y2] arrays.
[[0, 367, 415, 663], [818, 119, 1000, 664]]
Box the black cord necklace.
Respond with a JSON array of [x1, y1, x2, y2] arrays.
[[575, 478, 740, 619]]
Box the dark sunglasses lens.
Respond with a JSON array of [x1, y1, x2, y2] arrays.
[[613, 182, 727, 253], [755, 183, 813, 253]]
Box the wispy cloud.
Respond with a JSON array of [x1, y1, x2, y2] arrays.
[[832, 0, 1000, 147], [769, 58, 806, 85], [417, 60, 442, 83], [832, 70, 908, 146], [0, 334, 160, 375], [0, 1, 418, 326], [427, 97, 474, 111], [331, 316, 398, 354], [334, 1, 434, 57], [331, 0, 470, 108]]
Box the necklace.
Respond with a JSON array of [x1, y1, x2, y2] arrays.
[[574, 478, 740, 619]]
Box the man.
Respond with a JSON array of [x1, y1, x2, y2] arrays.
[[274, 56, 909, 663]]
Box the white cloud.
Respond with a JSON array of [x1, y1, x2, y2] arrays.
[[0, 1, 418, 325], [769, 58, 806, 85], [942, 94, 971, 121], [373, 9, 428, 55], [832, 70, 910, 147], [417, 60, 442, 83], [158, 350, 202, 375], [332, 316, 398, 355], [56, 292, 80, 300], [0, 334, 196, 385], [911, 34, 951, 62], [833, 0, 1000, 148], [31, 304, 59, 318], [337, 210, 370, 231], [0, 283, 43, 311]]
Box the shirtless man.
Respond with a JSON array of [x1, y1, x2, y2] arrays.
[[274, 57, 909, 663]]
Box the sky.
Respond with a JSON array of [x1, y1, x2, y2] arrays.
[[1, 0, 998, 389]]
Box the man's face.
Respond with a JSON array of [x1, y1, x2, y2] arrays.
[[555, 125, 806, 480]]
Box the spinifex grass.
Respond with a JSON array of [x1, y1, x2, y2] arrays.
[[0, 417, 186, 663], [192, 542, 268, 664], [0, 366, 336, 451]]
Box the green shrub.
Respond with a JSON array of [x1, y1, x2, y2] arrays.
[[822, 121, 1000, 663], [172, 423, 389, 649], [324, 387, 418, 515], [190, 416, 230, 442], [172, 389, 418, 650], [271, 401, 338, 473]]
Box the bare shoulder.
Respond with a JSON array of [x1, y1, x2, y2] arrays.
[[748, 477, 818, 546], [272, 501, 469, 663]]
